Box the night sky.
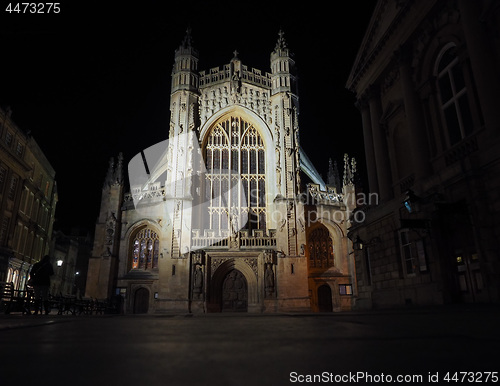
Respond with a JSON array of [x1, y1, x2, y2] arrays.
[[1, 1, 376, 234]]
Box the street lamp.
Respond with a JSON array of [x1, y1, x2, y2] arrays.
[[353, 236, 364, 251], [56, 259, 63, 267], [403, 189, 421, 213]]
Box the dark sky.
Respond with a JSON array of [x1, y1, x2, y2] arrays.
[[1, 1, 376, 234]]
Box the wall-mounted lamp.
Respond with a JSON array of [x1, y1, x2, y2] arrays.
[[56, 259, 63, 267], [403, 189, 421, 213], [353, 236, 382, 251], [353, 236, 364, 251]]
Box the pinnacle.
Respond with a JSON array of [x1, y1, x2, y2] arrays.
[[275, 29, 287, 51]]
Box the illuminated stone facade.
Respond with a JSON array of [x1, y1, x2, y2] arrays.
[[86, 31, 358, 313]]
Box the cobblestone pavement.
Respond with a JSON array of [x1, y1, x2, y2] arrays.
[[1, 305, 499, 386]]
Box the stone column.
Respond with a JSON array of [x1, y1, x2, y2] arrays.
[[356, 99, 379, 195], [399, 50, 431, 182], [368, 86, 392, 201], [458, 0, 500, 134]]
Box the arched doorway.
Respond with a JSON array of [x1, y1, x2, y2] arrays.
[[222, 269, 248, 312], [318, 284, 333, 312], [133, 288, 149, 314]]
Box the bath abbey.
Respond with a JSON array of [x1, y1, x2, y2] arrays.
[[85, 30, 358, 313]]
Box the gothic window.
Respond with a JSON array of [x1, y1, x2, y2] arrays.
[[435, 44, 475, 146], [204, 116, 266, 232], [308, 226, 334, 268], [131, 228, 159, 270]]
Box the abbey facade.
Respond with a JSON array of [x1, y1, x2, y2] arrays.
[[85, 31, 357, 314]]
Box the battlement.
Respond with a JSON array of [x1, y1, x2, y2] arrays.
[[307, 183, 344, 206], [199, 64, 272, 89]]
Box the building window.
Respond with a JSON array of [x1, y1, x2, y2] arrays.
[[0, 217, 9, 245], [0, 165, 6, 188], [398, 229, 428, 275], [5, 131, 13, 146], [308, 225, 335, 268], [399, 230, 415, 275], [339, 284, 353, 295], [436, 44, 474, 146], [16, 142, 24, 157], [8, 175, 18, 200], [204, 116, 266, 232], [131, 228, 159, 270]]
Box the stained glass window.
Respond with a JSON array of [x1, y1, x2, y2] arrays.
[[131, 228, 159, 270], [204, 116, 266, 232], [308, 226, 334, 268]]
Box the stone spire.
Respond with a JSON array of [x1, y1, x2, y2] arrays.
[[104, 157, 114, 187], [343, 153, 357, 187], [172, 27, 199, 93], [270, 29, 297, 95], [181, 27, 194, 48], [104, 153, 124, 187], [327, 158, 341, 191], [114, 152, 123, 184], [274, 29, 287, 52]]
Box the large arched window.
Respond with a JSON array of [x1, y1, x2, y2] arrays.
[[435, 44, 474, 146], [131, 228, 159, 270], [308, 226, 335, 269], [204, 116, 266, 232]]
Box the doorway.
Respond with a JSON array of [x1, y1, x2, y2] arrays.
[[317, 284, 333, 312], [455, 252, 486, 303], [221, 269, 247, 312], [133, 288, 149, 314]]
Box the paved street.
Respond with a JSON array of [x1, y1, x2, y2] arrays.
[[1, 305, 499, 386]]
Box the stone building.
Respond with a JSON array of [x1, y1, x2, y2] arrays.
[[86, 30, 358, 313], [346, 0, 500, 308], [0, 106, 58, 289]]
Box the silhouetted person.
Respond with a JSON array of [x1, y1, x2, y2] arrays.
[[30, 255, 54, 315]]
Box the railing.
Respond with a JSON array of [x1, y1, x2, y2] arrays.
[[191, 230, 230, 249], [1, 281, 120, 315], [307, 184, 344, 205], [444, 135, 478, 166], [191, 229, 276, 249], [123, 186, 166, 209]]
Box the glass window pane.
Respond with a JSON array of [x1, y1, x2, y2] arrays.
[[438, 48, 456, 73], [250, 150, 256, 174], [258, 149, 265, 174], [231, 150, 238, 172], [452, 64, 465, 92], [222, 149, 229, 170], [458, 94, 474, 136], [438, 74, 453, 104], [444, 104, 462, 145], [241, 150, 248, 174]]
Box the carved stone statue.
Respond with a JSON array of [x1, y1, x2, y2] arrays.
[[265, 263, 274, 297], [193, 265, 203, 297]]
